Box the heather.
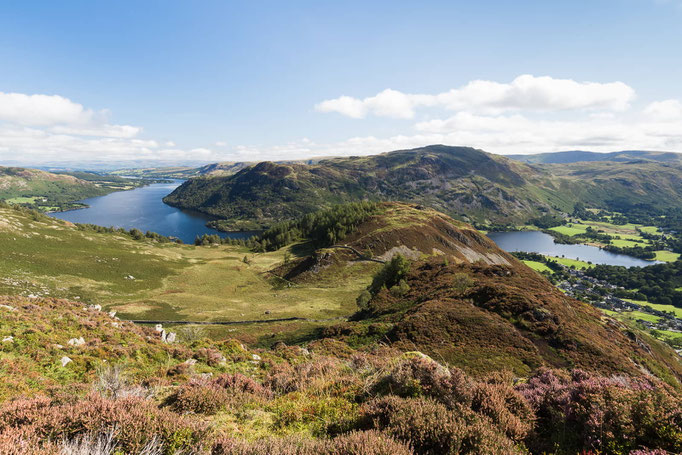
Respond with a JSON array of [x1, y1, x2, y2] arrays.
[[1, 300, 680, 455], [2, 200, 682, 455]]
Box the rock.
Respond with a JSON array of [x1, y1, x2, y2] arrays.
[[88, 304, 102, 311], [2, 336, 13, 343], [165, 332, 176, 343], [54, 344, 64, 349], [199, 373, 213, 380], [154, 324, 163, 332], [184, 359, 197, 365], [67, 337, 85, 346], [108, 311, 117, 318], [60, 356, 72, 367], [0, 304, 16, 311], [251, 354, 261, 361]]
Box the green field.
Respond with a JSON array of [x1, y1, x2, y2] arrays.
[[655, 250, 681, 262], [0, 206, 378, 342], [522, 260, 552, 273], [545, 217, 682, 263], [635, 302, 682, 319], [546, 256, 593, 269], [548, 224, 589, 236], [602, 309, 662, 323], [6, 196, 43, 204], [610, 238, 646, 248]]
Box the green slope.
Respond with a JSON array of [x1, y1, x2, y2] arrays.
[[0, 166, 150, 211], [163, 145, 682, 230]]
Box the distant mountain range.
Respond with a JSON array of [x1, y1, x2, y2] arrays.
[[163, 145, 682, 229], [509, 150, 682, 164]]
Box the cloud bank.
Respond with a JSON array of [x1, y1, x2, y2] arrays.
[[0, 75, 680, 166], [315, 75, 636, 119]]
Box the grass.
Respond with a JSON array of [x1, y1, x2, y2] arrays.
[[657, 329, 682, 341], [610, 238, 646, 248], [522, 260, 552, 273], [6, 196, 42, 204], [545, 256, 593, 270], [603, 309, 662, 323], [0, 206, 377, 341], [639, 226, 661, 234], [634, 301, 682, 319], [654, 250, 681, 262], [548, 224, 588, 236]]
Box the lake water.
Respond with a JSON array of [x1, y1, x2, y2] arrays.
[[49, 180, 253, 244], [487, 230, 657, 268]]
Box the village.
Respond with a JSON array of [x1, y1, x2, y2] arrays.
[[557, 267, 682, 344]]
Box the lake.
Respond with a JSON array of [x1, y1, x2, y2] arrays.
[[487, 230, 657, 268], [49, 180, 253, 244]]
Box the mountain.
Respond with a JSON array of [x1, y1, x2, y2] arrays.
[[2, 201, 682, 453], [163, 145, 682, 230], [268, 204, 681, 380], [113, 159, 325, 179], [509, 150, 682, 164], [164, 145, 559, 229], [0, 166, 152, 211]]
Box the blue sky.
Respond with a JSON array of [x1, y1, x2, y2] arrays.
[[0, 0, 681, 165]]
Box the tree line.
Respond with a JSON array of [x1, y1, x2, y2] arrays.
[[195, 201, 381, 252]]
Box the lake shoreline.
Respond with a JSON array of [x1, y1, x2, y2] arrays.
[[487, 230, 659, 268]]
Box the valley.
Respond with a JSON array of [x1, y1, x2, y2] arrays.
[[2, 146, 682, 454]]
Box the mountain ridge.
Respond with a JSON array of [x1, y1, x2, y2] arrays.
[[163, 145, 682, 229]]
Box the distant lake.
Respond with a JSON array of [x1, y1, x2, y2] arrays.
[[49, 180, 254, 244], [487, 230, 657, 268]]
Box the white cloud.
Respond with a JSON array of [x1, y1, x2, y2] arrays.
[[0, 81, 679, 167], [0, 92, 96, 126], [316, 75, 635, 119], [643, 99, 682, 120], [0, 91, 179, 165]]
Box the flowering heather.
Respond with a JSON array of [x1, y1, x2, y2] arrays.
[[2, 296, 682, 454], [518, 369, 682, 454]]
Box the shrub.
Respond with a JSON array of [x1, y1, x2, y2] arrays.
[[518, 369, 682, 454], [451, 273, 474, 294], [357, 395, 517, 454], [368, 355, 532, 442], [0, 394, 207, 454], [356, 290, 372, 311], [170, 373, 271, 415], [389, 279, 410, 297], [264, 356, 345, 394], [211, 430, 411, 455], [369, 255, 410, 294]]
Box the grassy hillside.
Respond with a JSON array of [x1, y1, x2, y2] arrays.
[[5, 296, 682, 454], [0, 203, 380, 344], [510, 150, 682, 164], [0, 166, 150, 211], [539, 160, 682, 211], [3, 208, 682, 453], [164, 145, 558, 229], [163, 145, 682, 230], [322, 256, 682, 382], [2, 202, 682, 453]]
